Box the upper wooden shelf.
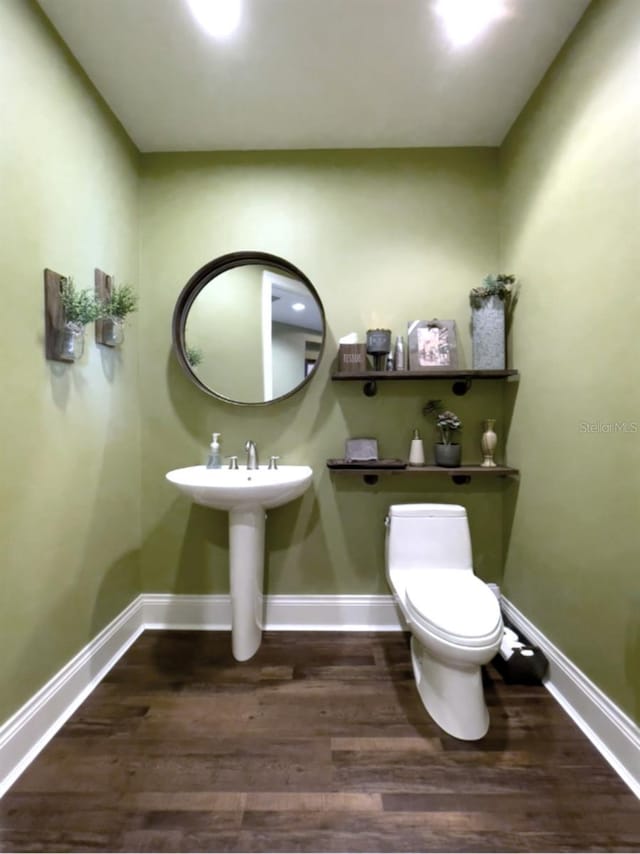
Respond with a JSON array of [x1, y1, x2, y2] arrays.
[[331, 369, 519, 396]]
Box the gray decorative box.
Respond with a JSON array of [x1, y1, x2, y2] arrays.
[[345, 438, 379, 461], [472, 295, 506, 369]]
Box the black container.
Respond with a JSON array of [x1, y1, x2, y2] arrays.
[[492, 645, 548, 685]]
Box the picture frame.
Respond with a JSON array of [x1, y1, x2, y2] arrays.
[[408, 319, 458, 370]]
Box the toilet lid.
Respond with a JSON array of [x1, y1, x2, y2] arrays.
[[406, 572, 502, 647]]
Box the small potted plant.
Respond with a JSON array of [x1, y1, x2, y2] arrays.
[[59, 276, 102, 360], [470, 273, 517, 370], [100, 283, 138, 347], [423, 399, 463, 467]]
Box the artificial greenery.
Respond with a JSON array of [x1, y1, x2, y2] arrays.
[[423, 399, 462, 445], [470, 273, 516, 308], [102, 284, 138, 320], [186, 345, 204, 367], [60, 277, 102, 326]]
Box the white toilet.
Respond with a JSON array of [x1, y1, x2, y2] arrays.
[[385, 503, 503, 740]]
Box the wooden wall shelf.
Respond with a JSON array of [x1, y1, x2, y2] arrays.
[[327, 462, 519, 486], [331, 369, 519, 396]]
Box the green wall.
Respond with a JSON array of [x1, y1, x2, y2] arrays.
[[500, 0, 640, 720], [0, 0, 141, 723], [139, 150, 507, 597], [5, 0, 636, 738]]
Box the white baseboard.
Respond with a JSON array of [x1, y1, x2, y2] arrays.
[[502, 596, 640, 799], [2, 592, 637, 801], [143, 593, 404, 631], [143, 593, 231, 629], [0, 595, 144, 798], [0, 593, 402, 798]]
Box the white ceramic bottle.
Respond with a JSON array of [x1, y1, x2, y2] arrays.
[[408, 428, 425, 466]]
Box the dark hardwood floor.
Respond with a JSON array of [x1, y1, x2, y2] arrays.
[[1, 631, 638, 852]]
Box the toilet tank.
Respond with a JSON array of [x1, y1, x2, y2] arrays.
[[386, 504, 472, 572]]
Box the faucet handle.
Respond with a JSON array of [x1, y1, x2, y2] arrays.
[[268, 456, 280, 470], [227, 455, 239, 470]]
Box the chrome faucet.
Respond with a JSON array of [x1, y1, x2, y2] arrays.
[[245, 440, 259, 470]]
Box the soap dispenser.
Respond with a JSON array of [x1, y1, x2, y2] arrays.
[[206, 433, 222, 469], [408, 428, 425, 466]]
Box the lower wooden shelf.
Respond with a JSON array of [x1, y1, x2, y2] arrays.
[[327, 462, 519, 485]]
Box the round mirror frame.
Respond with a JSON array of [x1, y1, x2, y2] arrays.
[[172, 251, 326, 406]]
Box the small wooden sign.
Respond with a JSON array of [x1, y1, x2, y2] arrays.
[[94, 268, 113, 345], [338, 343, 367, 372], [44, 268, 71, 362]]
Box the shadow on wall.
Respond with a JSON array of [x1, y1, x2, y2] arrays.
[[264, 491, 325, 595], [625, 620, 640, 720], [164, 329, 336, 448], [500, 376, 520, 578], [5, 544, 140, 726], [176, 502, 228, 594], [46, 332, 127, 411], [48, 360, 89, 411]]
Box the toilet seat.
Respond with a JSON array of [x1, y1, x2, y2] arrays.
[[406, 572, 502, 648]]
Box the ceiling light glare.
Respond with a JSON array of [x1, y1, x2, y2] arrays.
[[291, 302, 306, 312], [433, 0, 507, 47], [187, 0, 242, 39]]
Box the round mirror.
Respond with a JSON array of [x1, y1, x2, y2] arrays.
[[172, 252, 326, 405]]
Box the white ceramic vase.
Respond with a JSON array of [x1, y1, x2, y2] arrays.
[[481, 419, 497, 467]]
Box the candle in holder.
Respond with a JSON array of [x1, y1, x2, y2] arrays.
[[366, 328, 391, 371]]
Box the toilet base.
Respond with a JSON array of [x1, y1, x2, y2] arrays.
[[410, 636, 490, 741]]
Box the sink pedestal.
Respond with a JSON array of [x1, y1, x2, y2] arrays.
[[229, 508, 265, 661]]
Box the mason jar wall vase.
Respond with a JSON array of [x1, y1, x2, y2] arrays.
[[56, 321, 85, 362], [481, 419, 498, 467], [434, 443, 461, 468], [102, 316, 124, 347], [472, 295, 506, 369]]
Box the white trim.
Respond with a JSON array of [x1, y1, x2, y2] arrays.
[[142, 592, 404, 632], [265, 594, 403, 630], [0, 595, 144, 798], [0, 593, 403, 797], [2, 592, 637, 801], [501, 596, 640, 799], [143, 593, 231, 629]]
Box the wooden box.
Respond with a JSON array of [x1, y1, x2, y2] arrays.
[[338, 343, 368, 372]]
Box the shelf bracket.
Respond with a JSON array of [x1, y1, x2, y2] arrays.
[[451, 474, 471, 485], [363, 380, 377, 397], [452, 376, 472, 396]]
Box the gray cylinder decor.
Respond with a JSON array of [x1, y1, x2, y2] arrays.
[[434, 443, 461, 467], [472, 295, 506, 369]]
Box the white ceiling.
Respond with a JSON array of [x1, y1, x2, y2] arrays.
[[36, 0, 591, 152]]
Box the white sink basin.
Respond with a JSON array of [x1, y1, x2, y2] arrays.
[[165, 464, 313, 511]]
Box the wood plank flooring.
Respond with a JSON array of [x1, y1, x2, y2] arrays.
[[1, 630, 638, 852]]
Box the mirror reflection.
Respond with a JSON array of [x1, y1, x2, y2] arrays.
[[173, 253, 325, 405]]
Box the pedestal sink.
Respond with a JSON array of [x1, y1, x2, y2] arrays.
[[165, 464, 313, 661]]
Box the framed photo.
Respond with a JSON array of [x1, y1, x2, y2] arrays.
[[408, 319, 458, 370]]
